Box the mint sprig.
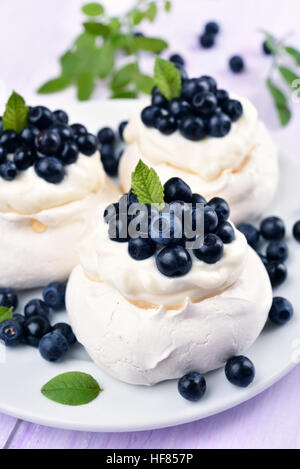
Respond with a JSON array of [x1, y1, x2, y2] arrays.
[[2, 91, 29, 134], [0, 306, 13, 324], [41, 372, 102, 406], [154, 56, 182, 100], [131, 160, 165, 209]]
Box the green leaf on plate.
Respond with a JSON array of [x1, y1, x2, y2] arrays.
[[110, 63, 138, 91], [77, 71, 95, 100], [128, 8, 144, 26], [145, 2, 157, 22], [82, 2, 104, 17], [279, 66, 300, 88], [41, 372, 102, 406], [38, 76, 72, 94], [266, 78, 291, 126], [0, 306, 13, 324], [111, 90, 138, 99], [136, 73, 155, 94], [83, 22, 110, 36], [164, 0, 172, 12], [285, 46, 300, 66], [154, 56, 181, 100], [97, 41, 115, 78], [131, 159, 164, 209], [135, 36, 168, 53], [2, 91, 29, 133]]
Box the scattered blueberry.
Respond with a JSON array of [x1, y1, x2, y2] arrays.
[[164, 178, 193, 203], [194, 233, 223, 264], [178, 372, 206, 402], [100, 143, 120, 176], [43, 282, 66, 310], [39, 331, 69, 362], [28, 106, 54, 129], [208, 197, 230, 224], [52, 323, 77, 346], [76, 133, 98, 156], [199, 33, 215, 48], [97, 127, 115, 145], [156, 245, 192, 277], [13, 147, 36, 170], [217, 221, 235, 244], [179, 116, 205, 141], [128, 237, 156, 260], [266, 241, 288, 263], [35, 156, 65, 184], [205, 21, 220, 35], [260, 216, 285, 241], [269, 297, 293, 325], [292, 220, 300, 242], [0, 288, 18, 309], [237, 223, 260, 249], [118, 121, 128, 141], [229, 55, 245, 73], [24, 299, 50, 318], [0, 161, 18, 181], [0, 320, 24, 346], [208, 112, 231, 137], [225, 356, 255, 387], [23, 315, 52, 347], [169, 54, 185, 67], [266, 261, 287, 288]]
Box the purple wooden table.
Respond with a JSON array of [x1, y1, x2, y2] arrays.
[[1, 0, 300, 449]]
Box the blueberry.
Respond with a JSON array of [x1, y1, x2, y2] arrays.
[[237, 223, 260, 249], [260, 216, 285, 241], [0, 130, 21, 152], [53, 110, 69, 125], [52, 323, 77, 346], [76, 133, 98, 156], [28, 106, 54, 130], [164, 177, 193, 203], [134, 31, 144, 37], [194, 233, 223, 264], [182, 79, 204, 102], [0, 161, 18, 181], [199, 33, 215, 48], [0, 288, 18, 309], [204, 205, 219, 233], [156, 115, 177, 135], [0, 320, 24, 346], [229, 55, 245, 73], [179, 116, 205, 141], [266, 241, 288, 263], [128, 189, 138, 205], [205, 21, 220, 35], [43, 282, 66, 310], [51, 124, 74, 144], [60, 142, 79, 165], [128, 237, 156, 260], [208, 112, 232, 137], [35, 129, 61, 156], [192, 193, 207, 206], [24, 315, 51, 347], [217, 221, 235, 244], [14, 147, 36, 170], [152, 91, 168, 108], [24, 299, 50, 318], [269, 297, 293, 325], [108, 217, 129, 243], [39, 331, 69, 362], [70, 123, 87, 136], [20, 126, 40, 149], [156, 245, 192, 277], [141, 106, 162, 127], [100, 144, 119, 176], [103, 203, 119, 223], [169, 99, 192, 120], [266, 261, 287, 288], [208, 197, 230, 224], [225, 356, 255, 387], [193, 92, 217, 116], [262, 40, 272, 55], [222, 99, 243, 122], [178, 372, 206, 402], [35, 157, 65, 184], [13, 314, 25, 326], [169, 53, 185, 67], [118, 121, 128, 141], [198, 76, 217, 93], [177, 66, 188, 81], [150, 212, 182, 245], [0, 146, 7, 164], [97, 127, 115, 145], [293, 220, 300, 242], [216, 89, 229, 106]]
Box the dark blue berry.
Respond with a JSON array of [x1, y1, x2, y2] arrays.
[[262, 40, 272, 55], [156, 245, 192, 277], [0, 288, 18, 309], [152, 91, 168, 108], [222, 99, 243, 122], [198, 76, 217, 93], [204, 205, 218, 233], [97, 127, 115, 145], [178, 372, 206, 402], [193, 91, 217, 116], [225, 356, 255, 387], [169, 99, 192, 119], [194, 233, 223, 264], [52, 124, 74, 143], [35, 157, 65, 184], [179, 116, 205, 141], [216, 89, 229, 106], [13, 147, 36, 170], [108, 217, 129, 243], [0, 161, 18, 181], [76, 133, 98, 156], [24, 315, 51, 347], [52, 323, 77, 346], [260, 216, 285, 241], [60, 142, 79, 165], [205, 21, 220, 35], [266, 241, 288, 263], [164, 177, 193, 203], [156, 115, 177, 135], [43, 282, 66, 310], [199, 33, 215, 48], [13, 314, 25, 326], [182, 79, 205, 102], [20, 126, 40, 149], [208, 112, 231, 137], [141, 106, 162, 127], [150, 212, 182, 246], [35, 129, 61, 156], [39, 331, 69, 361], [169, 54, 185, 67], [119, 121, 128, 141], [269, 297, 293, 325], [192, 193, 207, 206], [293, 220, 300, 242], [266, 261, 287, 288], [28, 106, 54, 129], [237, 223, 260, 249], [134, 31, 144, 37], [70, 123, 87, 136], [128, 189, 138, 205], [53, 110, 69, 125], [0, 320, 24, 346], [128, 237, 156, 260], [208, 197, 230, 223], [104, 203, 119, 224], [217, 221, 235, 244], [24, 299, 50, 318], [0, 130, 21, 152], [229, 55, 245, 73], [0, 146, 7, 164], [100, 143, 119, 176]]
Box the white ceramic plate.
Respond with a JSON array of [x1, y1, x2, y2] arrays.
[[0, 101, 300, 432]]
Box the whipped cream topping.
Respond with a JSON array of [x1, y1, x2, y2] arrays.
[[0, 152, 106, 214], [80, 219, 248, 308], [124, 95, 258, 181]]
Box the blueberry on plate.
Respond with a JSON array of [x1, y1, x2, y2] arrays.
[[70, 123, 87, 136], [52, 323, 77, 346], [100, 144, 120, 177], [169, 53, 185, 67], [199, 33, 215, 48], [0, 319, 24, 346], [237, 223, 260, 249], [266, 261, 287, 288], [260, 216, 285, 241], [217, 221, 235, 244], [194, 233, 223, 264], [203, 205, 218, 233], [20, 126, 40, 149], [208, 197, 230, 224], [24, 299, 50, 318], [222, 99, 243, 122], [229, 55, 245, 73], [0, 161, 18, 181], [43, 282, 66, 310], [60, 142, 79, 165], [23, 315, 51, 347], [178, 372, 206, 402], [14, 147, 36, 170], [76, 133, 98, 156], [164, 177, 193, 203], [205, 21, 220, 35], [0, 130, 21, 152], [266, 241, 288, 263], [225, 356, 255, 387], [141, 106, 162, 127], [0, 287, 18, 309], [293, 220, 300, 242], [39, 331, 69, 362], [156, 245, 192, 277], [97, 127, 115, 145], [150, 212, 182, 246], [53, 109, 69, 125], [0, 146, 7, 164], [208, 112, 231, 137], [269, 297, 293, 325], [28, 106, 54, 130], [179, 116, 205, 141], [118, 121, 128, 141], [35, 157, 65, 184], [155, 115, 177, 135], [128, 237, 156, 260]]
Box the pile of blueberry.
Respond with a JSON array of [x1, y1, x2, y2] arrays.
[[141, 75, 243, 140], [97, 121, 128, 177], [104, 177, 235, 278], [0, 282, 77, 362], [199, 21, 220, 49]]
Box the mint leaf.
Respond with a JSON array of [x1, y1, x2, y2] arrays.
[[128, 8, 144, 26], [38, 76, 72, 94], [135, 36, 168, 53], [84, 22, 110, 36], [2, 91, 29, 133], [266, 78, 291, 126], [0, 306, 13, 324], [154, 57, 181, 100], [110, 63, 138, 91], [97, 41, 115, 78], [112, 90, 138, 99], [136, 73, 155, 94], [165, 1, 172, 12], [279, 66, 300, 88], [285, 46, 300, 66], [131, 160, 164, 209], [77, 71, 95, 100], [82, 2, 104, 16], [145, 2, 157, 22], [41, 372, 102, 406], [109, 17, 121, 34]]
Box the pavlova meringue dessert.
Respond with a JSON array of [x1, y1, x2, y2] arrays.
[[67, 160, 272, 386], [0, 92, 119, 289], [119, 60, 278, 224]]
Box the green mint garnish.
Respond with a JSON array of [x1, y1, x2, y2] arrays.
[[154, 56, 182, 101], [82, 2, 104, 17], [41, 372, 102, 406], [2, 91, 29, 134], [266, 78, 291, 126], [0, 306, 13, 324], [131, 159, 165, 210]]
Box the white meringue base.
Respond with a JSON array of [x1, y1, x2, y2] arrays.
[[0, 180, 120, 289], [119, 122, 278, 224], [66, 248, 272, 386]]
